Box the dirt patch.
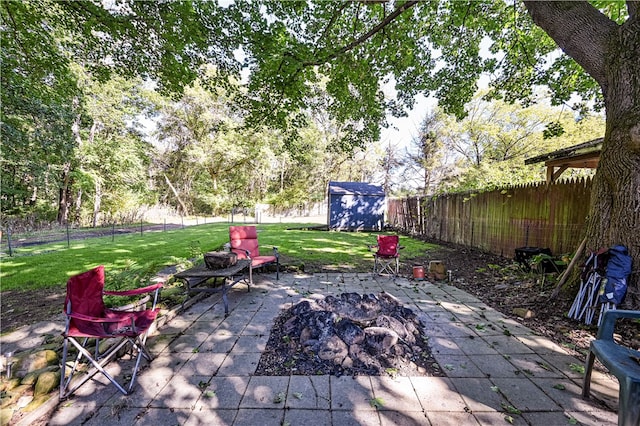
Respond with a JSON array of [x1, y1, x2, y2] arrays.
[[1, 288, 65, 333]]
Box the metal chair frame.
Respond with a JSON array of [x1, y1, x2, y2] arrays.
[[60, 266, 162, 399], [370, 235, 403, 276]]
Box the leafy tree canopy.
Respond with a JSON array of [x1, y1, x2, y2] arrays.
[[2, 1, 623, 151]]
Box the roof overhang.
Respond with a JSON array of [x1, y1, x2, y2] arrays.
[[525, 137, 602, 183]]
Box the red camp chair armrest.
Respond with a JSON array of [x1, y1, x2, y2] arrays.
[[104, 282, 163, 297], [231, 247, 252, 259], [67, 311, 135, 323]]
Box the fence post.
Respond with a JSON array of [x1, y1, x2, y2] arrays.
[[66, 223, 70, 248], [140, 219, 143, 236], [417, 196, 421, 236], [7, 228, 13, 257], [164, 218, 166, 232], [112, 222, 115, 242], [471, 221, 474, 247]]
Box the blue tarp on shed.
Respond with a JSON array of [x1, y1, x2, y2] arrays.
[[328, 181, 385, 231]]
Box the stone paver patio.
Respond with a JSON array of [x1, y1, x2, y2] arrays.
[[9, 273, 621, 425]]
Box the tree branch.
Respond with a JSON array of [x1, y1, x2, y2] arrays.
[[304, 0, 418, 66], [313, 2, 350, 57], [523, 1, 618, 88]]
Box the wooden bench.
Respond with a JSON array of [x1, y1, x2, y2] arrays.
[[582, 309, 640, 426], [173, 259, 252, 315]]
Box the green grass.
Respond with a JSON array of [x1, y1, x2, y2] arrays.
[[0, 222, 439, 292]]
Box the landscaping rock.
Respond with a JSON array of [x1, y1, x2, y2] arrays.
[[34, 370, 60, 396], [0, 378, 20, 392], [0, 407, 14, 426], [0, 384, 31, 409], [513, 307, 535, 319], [23, 395, 51, 413], [20, 365, 59, 386], [15, 349, 59, 377]]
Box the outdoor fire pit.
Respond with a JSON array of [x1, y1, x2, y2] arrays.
[[255, 292, 443, 377]]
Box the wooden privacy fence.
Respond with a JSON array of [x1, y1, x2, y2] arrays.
[[388, 177, 593, 259]]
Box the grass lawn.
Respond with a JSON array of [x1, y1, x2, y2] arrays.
[[0, 222, 439, 292]]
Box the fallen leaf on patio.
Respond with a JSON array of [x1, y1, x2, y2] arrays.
[[369, 397, 385, 409], [569, 363, 585, 374], [501, 402, 521, 414], [273, 391, 285, 403], [536, 361, 551, 371]]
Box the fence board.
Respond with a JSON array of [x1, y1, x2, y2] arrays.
[[388, 178, 592, 259]]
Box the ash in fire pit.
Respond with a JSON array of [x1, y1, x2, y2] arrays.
[[255, 292, 444, 377]]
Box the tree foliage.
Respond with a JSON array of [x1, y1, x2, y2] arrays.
[[401, 95, 605, 194]]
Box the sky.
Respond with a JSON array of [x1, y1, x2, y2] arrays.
[[379, 94, 437, 150]]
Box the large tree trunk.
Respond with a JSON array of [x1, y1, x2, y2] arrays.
[[525, 1, 640, 308], [587, 18, 640, 307]]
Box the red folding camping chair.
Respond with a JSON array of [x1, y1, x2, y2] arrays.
[[60, 265, 162, 399], [370, 235, 403, 275], [229, 225, 279, 279]]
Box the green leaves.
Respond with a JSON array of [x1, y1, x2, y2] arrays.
[[273, 391, 286, 404], [569, 363, 585, 375], [369, 397, 385, 409]]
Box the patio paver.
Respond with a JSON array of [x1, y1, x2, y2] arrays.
[[15, 273, 620, 425]]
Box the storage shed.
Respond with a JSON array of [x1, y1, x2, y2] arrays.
[[327, 181, 385, 231]]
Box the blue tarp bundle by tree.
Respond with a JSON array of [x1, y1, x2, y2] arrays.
[[600, 245, 632, 304]]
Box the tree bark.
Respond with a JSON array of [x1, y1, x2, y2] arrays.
[[92, 180, 101, 228], [524, 1, 640, 308], [164, 174, 189, 215], [57, 162, 72, 225]]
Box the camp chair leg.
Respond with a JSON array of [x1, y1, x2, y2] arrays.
[[60, 336, 132, 398], [128, 337, 153, 393], [374, 256, 399, 275]]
